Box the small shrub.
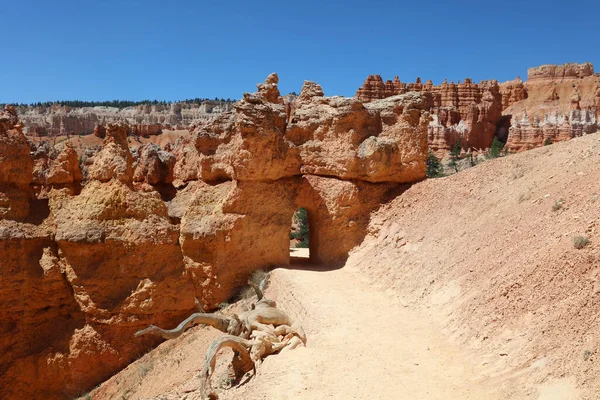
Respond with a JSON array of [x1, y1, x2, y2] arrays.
[[552, 199, 565, 211], [573, 235, 590, 249], [468, 153, 476, 167], [518, 191, 531, 203], [138, 362, 153, 378], [237, 270, 269, 300], [426, 150, 443, 178], [544, 137, 553, 146], [248, 269, 268, 287], [449, 142, 461, 173]]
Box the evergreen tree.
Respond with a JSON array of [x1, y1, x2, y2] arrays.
[[290, 208, 309, 248], [426, 151, 443, 178], [487, 137, 505, 159]]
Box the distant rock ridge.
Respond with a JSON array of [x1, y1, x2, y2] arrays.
[[527, 62, 595, 81], [16, 101, 233, 137]]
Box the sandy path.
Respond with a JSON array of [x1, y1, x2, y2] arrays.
[[229, 267, 496, 400]]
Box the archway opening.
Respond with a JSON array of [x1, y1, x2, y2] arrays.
[[290, 207, 310, 262], [495, 115, 512, 145]]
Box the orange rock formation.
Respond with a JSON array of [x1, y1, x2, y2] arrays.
[[356, 62, 599, 154], [356, 75, 502, 153], [0, 74, 431, 399], [503, 63, 599, 151]]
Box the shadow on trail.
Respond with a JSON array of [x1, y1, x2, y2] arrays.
[[281, 259, 345, 272]]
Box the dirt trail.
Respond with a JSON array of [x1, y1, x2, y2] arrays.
[[230, 267, 497, 400]]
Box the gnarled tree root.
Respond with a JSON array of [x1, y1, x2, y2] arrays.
[[134, 313, 240, 339], [199, 335, 257, 400], [135, 275, 306, 400]]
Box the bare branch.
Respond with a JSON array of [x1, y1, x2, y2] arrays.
[[247, 280, 263, 300], [135, 313, 232, 340], [199, 335, 257, 399]]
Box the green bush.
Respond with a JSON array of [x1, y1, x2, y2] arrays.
[[573, 235, 590, 249]]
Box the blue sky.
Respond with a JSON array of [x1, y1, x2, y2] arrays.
[[3, 0, 599, 103]]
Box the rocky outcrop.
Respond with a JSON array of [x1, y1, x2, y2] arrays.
[[358, 62, 600, 155], [355, 75, 503, 154], [0, 75, 430, 399], [88, 124, 134, 183], [32, 141, 83, 190], [526, 62, 595, 81], [503, 62, 598, 120], [502, 62, 599, 151], [0, 106, 32, 220], [355, 75, 403, 102], [499, 77, 527, 109], [175, 77, 430, 185], [46, 142, 83, 185], [17, 101, 233, 138], [506, 109, 598, 151], [133, 143, 175, 185]]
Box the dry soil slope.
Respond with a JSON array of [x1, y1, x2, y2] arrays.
[[347, 131, 600, 399], [91, 131, 600, 400]]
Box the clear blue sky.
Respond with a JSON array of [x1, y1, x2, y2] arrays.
[[3, 0, 599, 103]]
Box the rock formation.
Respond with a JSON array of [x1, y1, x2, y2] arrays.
[[356, 75, 502, 153], [357, 62, 600, 154], [0, 106, 32, 220], [506, 108, 598, 151], [499, 77, 528, 108], [0, 75, 430, 399], [16, 101, 233, 138], [133, 143, 175, 185], [87, 123, 134, 183], [502, 62, 599, 151], [503, 62, 598, 119]]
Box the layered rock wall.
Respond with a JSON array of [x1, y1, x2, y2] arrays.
[[356, 75, 502, 153], [16, 101, 233, 137], [0, 75, 430, 399], [502, 62, 599, 151], [357, 62, 600, 154], [505, 62, 599, 118]]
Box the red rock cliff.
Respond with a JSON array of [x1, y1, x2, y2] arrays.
[[502, 62, 599, 151], [356, 75, 503, 153]]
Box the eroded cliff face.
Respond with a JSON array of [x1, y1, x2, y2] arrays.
[[0, 75, 430, 399], [356, 75, 502, 154], [502, 62, 600, 151], [356, 62, 600, 154], [17, 101, 233, 138]]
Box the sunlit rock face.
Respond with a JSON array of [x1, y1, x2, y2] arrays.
[[0, 75, 431, 399], [17, 101, 233, 137], [356, 75, 502, 154], [356, 62, 600, 154]]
